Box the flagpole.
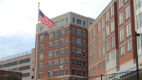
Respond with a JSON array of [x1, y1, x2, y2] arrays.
[[35, 2, 40, 80]]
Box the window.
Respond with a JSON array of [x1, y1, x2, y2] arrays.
[[60, 39, 64, 46], [125, 5, 130, 20], [40, 45, 44, 51], [49, 33, 53, 40], [106, 39, 109, 52], [66, 17, 68, 23], [111, 19, 114, 32], [65, 69, 68, 74], [60, 29, 65, 36], [111, 5, 114, 17], [72, 28, 76, 35], [111, 35, 115, 48], [72, 69, 75, 75], [40, 36, 44, 42], [77, 19, 81, 25], [83, 40, 86, 48], [102, 18, 104, 28], [98, 35, 101, 45], [19, 65, 30, 71], [72, 38, 76, 45], [106, 24, 109, 36], [60, 19, 65, 25], [72, 59, 75, 64], [76, 70, 81, 76], [111, 51, 116, 60], [98, 48, 101, 59], [83, 31, 86, 38], [65, 58, 68, 64], [39, 54, 43, 60], [22, 73, 30, 77], [19, 58, 30, 64], [48, 61, 52, 68], [76, 48, 82, 55], [66, 48, 68, 54], [60, 59, 64, 65], [60, 49, 64, 56], [54, 40, 59, 48], [126, 22, 131, 37], [40, 26, 44, 32], [93, 53, 95, 62], [119, 28, 124, 42], [83, 21, 86, 27], [106, 54, 110, 63], [127, 40, 132, 52], [54, 51, 58, 57], [98, 23, 101, 32], [38, 73, 43, 79], [48, 52, 53, 58], [93, 29, 95, 37], [59, 69, 64, 75], [77, 29, 82, 37], [119, 12, 123, 25], [39, 63, 43, 70], [118, 0, 123, 9], [102, 59, 106, 68], [89, 44, 92, 52], [55, 21, 59, 27], [93, 40, 95, 49], [72, 47, 75, 54], [54, 60, 58, 66], [54, 71, 58, 76], [77, 39, 82, 46], [98, 62, 101, 70], [72, 17, 75, 23], [54, 31, 59, 38], [66, 37, 68, 44], [77, 59, 82, 65], [65, 28, 68, 34], [102, 45, 105, 56], [48, 42, 53, 49], [83, 50, 86, 56], [106, 11, 109, 22], [48, 71, 52, 77], [120, 45, 125, 56], [93, 66, 96, 73], [89, 32, 92, 40], [102, 31, 105, 42]]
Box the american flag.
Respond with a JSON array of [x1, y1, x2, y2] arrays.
[[38, 9, 54, 27]]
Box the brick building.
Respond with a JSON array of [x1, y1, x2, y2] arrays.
[[88, 0, 138, 80], [0, 49, 35, 80], [35, 12, 94, 80], [0, 70, 22, 80]]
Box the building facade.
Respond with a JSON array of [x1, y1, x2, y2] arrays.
[[0, 49, 35, 80], [35, 12, 94, 80], [88, 0, 137, 80], [134, 0, 142, 66]]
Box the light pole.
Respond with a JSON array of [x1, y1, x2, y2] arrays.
[[134, 32, 140, 80]]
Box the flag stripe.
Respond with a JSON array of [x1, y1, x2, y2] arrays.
[[38, 9, 54, 27]]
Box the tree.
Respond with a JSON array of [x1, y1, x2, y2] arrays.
[[3, 73, 20, 80]]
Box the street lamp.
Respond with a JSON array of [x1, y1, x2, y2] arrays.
[[134, 32, 140, 80]]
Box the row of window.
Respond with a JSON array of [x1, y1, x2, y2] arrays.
[[72, 69, 86, 76], [40, 28, 68, 42], [8, 65, 30, 72], [89, 35, 115, 54], [89, 59, 106, 75], [39, 58, 68, 69], [72, 38, 86, 48], [89, 19, 115, 40], [22, 73, 30, 77], [72, 28, 86, 38], [72, 59, 86, 66], [118, 0, 129, 9], [40, 38, 68, 51], [119, 22, 131, 42], [119, 5, 130, 26], [72, 17, 86, 27], [0, 58, 30, 68], [72, 48, 86, 56], [120, 40, 132, 56]]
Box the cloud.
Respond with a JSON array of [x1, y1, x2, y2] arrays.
[[0, 0, 111, 58]]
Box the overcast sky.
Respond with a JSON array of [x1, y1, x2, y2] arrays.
[[0, 0, 111, 58]]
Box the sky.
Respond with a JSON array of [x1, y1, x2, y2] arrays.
[[0, 0, 111, 58]]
